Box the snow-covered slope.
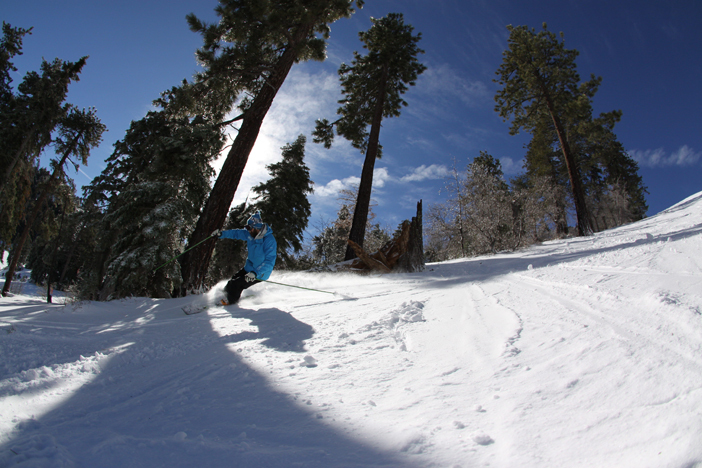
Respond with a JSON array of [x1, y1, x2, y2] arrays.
[[1, 193, 701, 468]]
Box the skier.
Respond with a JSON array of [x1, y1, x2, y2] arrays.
[[213, 211, 277, 306]]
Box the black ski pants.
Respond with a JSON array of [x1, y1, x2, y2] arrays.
[[224, 268, 260, 304]]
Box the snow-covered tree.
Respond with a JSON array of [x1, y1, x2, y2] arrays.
[[81, 89, 225, 299], [311, 191, 390, 267]]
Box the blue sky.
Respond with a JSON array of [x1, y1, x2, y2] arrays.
[[5, 0, 701, 238]]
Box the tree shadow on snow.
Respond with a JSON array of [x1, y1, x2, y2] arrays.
[[0, 297, 424, 468]]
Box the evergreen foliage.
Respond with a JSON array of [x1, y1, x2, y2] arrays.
[[494, 24, 594, 236], [4, 167, 52, 268], [0, 22, 87, 249], [495, 24, 647, 236], [313, 13, 425, 260], [2, 107, 105, 297], [248, 135, 314, 266], [80, 89, 224, 300], [26, 179, 79, 289]]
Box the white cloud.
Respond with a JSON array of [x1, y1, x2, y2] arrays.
[[403, 62, 490, 124], [628, 145, 701, 168], [415, 63, 489, 108], [312, 163, 446, 200], [373, 167, 392, 188], [313, 176, 360, 198], [670, 145, 701, 166], [400, 164, 450, 182]]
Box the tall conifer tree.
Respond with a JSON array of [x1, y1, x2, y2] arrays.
[[1, 23, 87, 247], [495, 24, 594, 236], [313, 13, 426, 260]]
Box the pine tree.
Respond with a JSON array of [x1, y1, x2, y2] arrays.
[[522, 114, 571, 235], [72, 193, 109, 300], [249, 135, 313, 266], [577, 110, 648, 226], [495, 23, 594, 236], [2, 107, 105, 296], [80, 91, 225, 299], [3, 166, 51, 271], [520, 80, 648, 233], [1, 23, 87, 248], [178, 0, 364, 295], [1, 57, 86, 197], [0, 23, 30, 94], [313, 13, 426, 260], [25, 179, 78, 291]]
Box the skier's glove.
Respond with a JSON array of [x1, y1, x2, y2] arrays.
[[244, 272, 257, 283], [211, 229, 222, 238]]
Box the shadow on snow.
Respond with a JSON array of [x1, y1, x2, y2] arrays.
[[0, 297, 423, 468]]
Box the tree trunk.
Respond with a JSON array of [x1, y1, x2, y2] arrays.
[[540, 83, 593, 236], [344, 69, 387, 261], [178, 35, 307, 296], [395, 200, 424, 273], [347, 239, 392, 273], [46, 203, 66, 303]]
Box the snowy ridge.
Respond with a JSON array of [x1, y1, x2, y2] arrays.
[[1, 193, 702, 467]]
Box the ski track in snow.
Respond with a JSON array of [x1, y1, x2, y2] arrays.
[[1, 193, 702, 467]]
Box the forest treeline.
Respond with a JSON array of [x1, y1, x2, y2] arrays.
[[1, 5, 646, 301]]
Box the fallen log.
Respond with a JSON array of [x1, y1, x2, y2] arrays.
[[347, 239, 392, 273]]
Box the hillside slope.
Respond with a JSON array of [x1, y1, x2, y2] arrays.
[[1, 193, 701, 467]]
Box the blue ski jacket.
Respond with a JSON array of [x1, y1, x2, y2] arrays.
[[220, 225, 277, 280]]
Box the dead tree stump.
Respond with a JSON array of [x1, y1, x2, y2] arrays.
[[348, 200, 424, 274]]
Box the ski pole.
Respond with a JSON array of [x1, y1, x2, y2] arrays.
[[154, 234, 216, 273], [260, 279, 337, 296]]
